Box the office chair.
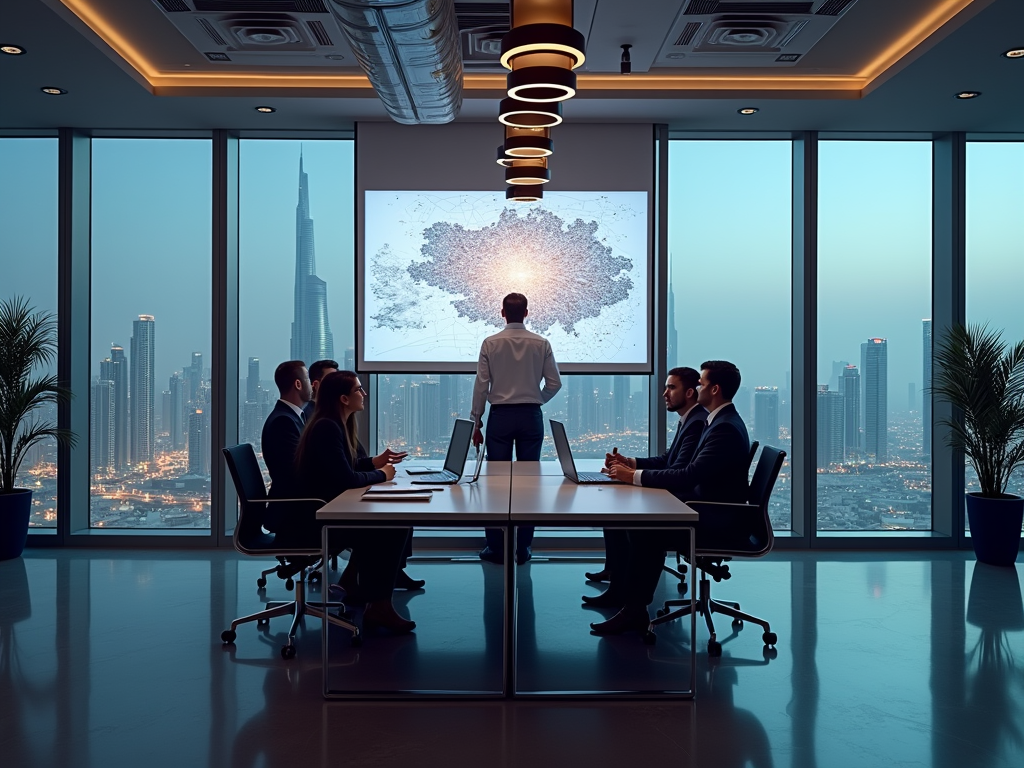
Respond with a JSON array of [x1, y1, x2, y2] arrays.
[[648, 445, 786, 657], [662, 441, 759, 593], [220, 444, 360, 657]]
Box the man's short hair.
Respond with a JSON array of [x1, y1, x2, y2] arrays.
[[308, 359, 340, 384], [667, 366, 700, 392], [700, 360, 742, 400], [503, 293, 528, 323], [273, 360, 306, 397]]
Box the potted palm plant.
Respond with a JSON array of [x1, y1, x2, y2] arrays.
[[932, 323, 1024, 567], [0, 297, 75, 560]]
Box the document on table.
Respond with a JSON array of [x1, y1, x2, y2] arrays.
[[362, 486, 445, 493], [360, 491, 433, 502]]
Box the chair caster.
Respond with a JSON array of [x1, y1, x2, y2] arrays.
[[221, 630, 236, 644], [281, 645, 296, 660], [351, 634, 363, 648], [763, 646, 778, 660], [256, 577, 267, 589], [732, 618, 743, 629], [763, 631, 777, 647], [285, 578, 294, 591], [256, 617, 269, 627], [676, 581, 687, 594], [643, 630, 657, 645], [707, 640, 722, 657]]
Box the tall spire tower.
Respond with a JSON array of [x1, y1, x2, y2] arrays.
[[290, 147, 334, 366]]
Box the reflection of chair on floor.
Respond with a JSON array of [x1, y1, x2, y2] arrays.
[[662, 441, 760, 593], [650, 445, 785, 657], [220, 444, 359, 658]]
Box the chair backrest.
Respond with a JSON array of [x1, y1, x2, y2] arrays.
[[745, 445, 786, 554], [747, 440, 759, 472], [222, 444, 270, 548]]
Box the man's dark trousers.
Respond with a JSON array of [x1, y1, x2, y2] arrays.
[[484, 404, 542, 554]]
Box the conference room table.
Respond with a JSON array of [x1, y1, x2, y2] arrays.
[[316, 459, 698, 699]]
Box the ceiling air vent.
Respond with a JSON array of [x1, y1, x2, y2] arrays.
[[454, 1, 509, 70], [151, 0, 354, 65], [662, 0, 859, 68]]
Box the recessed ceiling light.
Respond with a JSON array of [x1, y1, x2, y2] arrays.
[[255, 106, 276, 113], [1, 45, 26, 55], [40, 87, 67, 95], [954, 91, 981, 99], [1003, 48, 1024, 58], [738, 107, 759, 115], [325, 54, 346, 60]]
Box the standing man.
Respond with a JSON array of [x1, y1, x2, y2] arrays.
[[303, 359, 339, 419], [592, 360, 751, 635], [582, 367, 707, 601], [471, 293, 562, 565], [261, 360, 312, 533]]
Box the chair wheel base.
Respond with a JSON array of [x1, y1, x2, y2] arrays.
[[281, 645, 296, 660], [256, 577, 267, 589], [763, 631, 777, 647], [676, 581, 687, 594], [221, 630, 236, 644], [732, 618, 743, 629], [707, 640, 722, 657]]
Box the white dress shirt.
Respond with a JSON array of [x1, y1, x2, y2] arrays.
[[470, 323, 562, 424]]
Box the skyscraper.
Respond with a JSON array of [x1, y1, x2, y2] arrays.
[[753, 387, 779, 447], [168, 372, 185, 450], [187, 352, 203, 407], [861, 337, 888, 462], [923, 319, 932, 457], [188, 408, 209, 475], [666, 263, 678, 367], [90, 379, 115, 473], [816, 385, 844, 467], [840, 364, 860, 460], [290, 149, 334, 366], [100, 345, 129, 470], [130, 315, 156, 464], [246, 357, 260, 403]]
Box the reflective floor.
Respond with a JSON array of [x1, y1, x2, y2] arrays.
[[1, 549, 1022, 767]]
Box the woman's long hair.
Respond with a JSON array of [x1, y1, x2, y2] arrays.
[[294, 370, 361, 471]]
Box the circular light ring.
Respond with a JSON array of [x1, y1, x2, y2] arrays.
[[1003, 48, 1024, 58], [496, 145, 516, 167], [954, 91, 981, 99], [503, 135, 553, 158], [505, 166, 551, 185], [499, 98, 562, 129], [500, 24, 586, 70], [506, 184, 544, 202], [40, 87, 67, 95], [2, 45, 26, 55], [507, 66, 576, 102]]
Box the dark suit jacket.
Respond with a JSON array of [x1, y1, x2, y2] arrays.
[[297, 418, 385, 504], [636, 404, 708, 472], [261, 401, 304, 501], [302, 400, 315, 420], [640, 402, 750, 503]]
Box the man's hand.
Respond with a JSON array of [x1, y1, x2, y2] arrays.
[[472, 425, 484, 448], [380, 463, 396, 481], [372, 448, 408, 468], [604, 464, 636, 484], [604, 451, 636, 470]]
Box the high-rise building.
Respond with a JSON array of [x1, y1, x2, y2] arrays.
[[344, 347, 355, 374], [130, 315, 156, 464], [415, 379, 442, 447], [100, 345, 129, 470], [923, 319, 932, 457], [187, 352, 203, 406], [840, 364, 860, 460], [188, 408, 210, 475], [861, 337, 888, 462], [612, 375, 629, 433], [666, 264, 678, 367], [168, 372, 185, 450], [246, 357, 260, 403], [753, 387, 779, 447], [829, 360, 849, 391], [290, 149, 334, 366], [816, 384, 845, 466], [90, 379, 115, 473]]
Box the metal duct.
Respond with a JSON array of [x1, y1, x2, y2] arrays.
[[329, 0, 463, 124]]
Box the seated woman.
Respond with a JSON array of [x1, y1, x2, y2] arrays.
[[293, 370, 415, 633]]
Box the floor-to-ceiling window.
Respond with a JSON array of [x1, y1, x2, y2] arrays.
[[238, 139, 355, 481], [667, 139, 793, 530], [966, 140, 1024, 518], [1, 137, 59, 528], [89, 139, 212, 528], [817, 140, 933, 531]]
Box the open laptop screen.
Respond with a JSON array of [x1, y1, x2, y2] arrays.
[[443, 419, 475, 477], [548, 419, 580, 482]]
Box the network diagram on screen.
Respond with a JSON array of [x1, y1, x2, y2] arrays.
[[362, 191, 649, 371]]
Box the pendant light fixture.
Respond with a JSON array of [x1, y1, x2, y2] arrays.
[[506, 184, 544, 202], [505, 157, 550, 186], [501, 0, 585, 103], [502, 126, 553, 159]]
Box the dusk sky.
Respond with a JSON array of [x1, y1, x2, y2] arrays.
[[2, 136, 1021, 418]]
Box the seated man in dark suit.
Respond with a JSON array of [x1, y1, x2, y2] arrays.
[[591, 360, 751, 635], [260, 360, 312, 533], [582, 367, 707, 599]]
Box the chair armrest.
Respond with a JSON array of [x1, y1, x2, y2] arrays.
[[263, 497, 328, 505]]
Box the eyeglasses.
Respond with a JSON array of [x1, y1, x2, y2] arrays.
[[356, 386, 367, 395]]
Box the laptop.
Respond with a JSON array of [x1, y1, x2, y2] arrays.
[[549, 419, 618, 484], [467, 444, 486, 483], [410, 418, 475, 484]]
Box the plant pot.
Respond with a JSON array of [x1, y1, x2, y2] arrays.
[[0, 489, 33, 560], [966, 493, 1024, 567]]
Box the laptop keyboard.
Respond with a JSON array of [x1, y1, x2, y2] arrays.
[[413, 472, 456, 483], [578, 471, 614, 483]]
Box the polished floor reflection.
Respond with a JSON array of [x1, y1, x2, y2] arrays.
[[1, 549, 1022, 767]]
